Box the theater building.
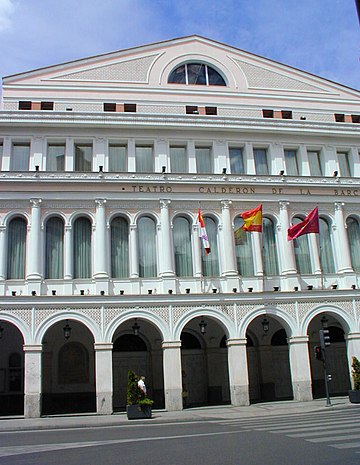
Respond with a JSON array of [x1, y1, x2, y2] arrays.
[[0, 36, 359, 417]]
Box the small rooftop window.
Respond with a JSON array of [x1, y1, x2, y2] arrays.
[[168, 63, 226, 86]]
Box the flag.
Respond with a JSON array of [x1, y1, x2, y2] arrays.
[[234, 226, 247, 245], [241, 204, 262, 232], [197, 209, 210, 254], [287, 207, 319, 241]]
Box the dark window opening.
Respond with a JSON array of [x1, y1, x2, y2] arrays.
[[104, 102, 116, 112], [334, 113, 345, 122], [262, 109, 274, 118], [113, 334, 147, 352], [351, 114, 360, 123], [18, 101, 31, 110], [124, 103, 137, 113], [41, 101, 54, 111], [281, 110, 292, 119], [181, 332, 202, 349], [271, 329, 288, 346], [168, 63, 226, 86], [186, 106, 199, 114], [205, 106, 217, 115]]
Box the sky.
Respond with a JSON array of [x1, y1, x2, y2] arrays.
[[0, 0, 359, 90]]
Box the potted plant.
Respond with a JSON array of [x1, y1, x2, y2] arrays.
[[126, 370, 154, 419], [349, 356, 360, 404]]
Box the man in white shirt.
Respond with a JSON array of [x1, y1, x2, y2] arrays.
[[138, 376, 147, 395]]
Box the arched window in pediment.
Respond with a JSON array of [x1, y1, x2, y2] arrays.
[[168, 63, 226, 86]]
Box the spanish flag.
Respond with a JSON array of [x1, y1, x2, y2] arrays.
[[287, 207, 319, 241], [241, 204, 263, 232], [198, 209, 211, 254]]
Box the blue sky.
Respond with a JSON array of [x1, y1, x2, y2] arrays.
[[0, 0, 359, 90]]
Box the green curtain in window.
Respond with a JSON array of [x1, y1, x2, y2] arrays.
[[136, 146, 153, 172], [254, 149, 268, 175], [170, 147, 186, 173], [202, 217, 219, 277], [173, 216, 193, 277], [234, 217, 254, 276], [111, 217, 129, 278], [318, 218, 335, 273], [11, 144, 30, 171], [138, 216, 157, 278], [45, 217, 64, 279], [109, 145, 126, 172], [75, 145, 92, 171], [73, 217, 91, 278], [262, 218, 279, 276], [195, 147, 212, 173], [7, 217, 27, 279], [292, 216, 312, 274], [346, 217, 360, 272]]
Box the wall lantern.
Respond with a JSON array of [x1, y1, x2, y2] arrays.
[[262, 317, 270, 334], [63, 320, 72, 340], [132, 319, 140, 336], [199, 319, 207, 335]]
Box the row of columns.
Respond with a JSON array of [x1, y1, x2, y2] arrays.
[[0, 199, 354, 284]]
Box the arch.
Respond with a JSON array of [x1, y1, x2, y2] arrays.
[[301, 304, 354, 335], [174, 307, 234, 340], [2, 212, 30, 227], [113, 333, 148, 351], [68, 211, 94, 226], [107, 211, 131, 226], [34, 311, 100, 345], [105, 309, 169, 342], [0, 313, 29, 344], [168, 61, 227, 86], [239, 306, 296, 339], [42, 211, 67, 228], [346, 215, 360, 272], [181, 331, 202, 350]]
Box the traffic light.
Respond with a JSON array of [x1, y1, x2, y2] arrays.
[[314, 346, 324, 361], [319, 329, 330, 350]]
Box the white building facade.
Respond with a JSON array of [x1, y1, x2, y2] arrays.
[[0, 36, 359, 417]]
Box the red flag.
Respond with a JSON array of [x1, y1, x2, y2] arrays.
[[287, 207, 319, 241], [241, 204, 262, 232], [197, 210, 210, 254]]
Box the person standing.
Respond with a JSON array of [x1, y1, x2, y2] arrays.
[[138, 376, 147, 396]]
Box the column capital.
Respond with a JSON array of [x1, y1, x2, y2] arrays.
[[221, 200, 232, 209], [226, 338, 247, 347], [279, 201, 290, 210], [335, 202, 345, 211], [30, 198, 42, 208], [162, 340, 182, 349], [160, 199, 171, 209], [95, 199, 107, 208], [23, 344, 43, 353]]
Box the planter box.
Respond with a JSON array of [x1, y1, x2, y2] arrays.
[[126, 404, 152, 420], [349, 390, 360, 404]]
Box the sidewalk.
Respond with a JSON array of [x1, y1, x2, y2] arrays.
[[0, 397, 356, 432]]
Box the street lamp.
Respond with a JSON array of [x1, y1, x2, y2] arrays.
[[199, 319, 207, 335], [132, 319, 140, 336], [262, 317, 270, 334], [63, 320, 71, 340]]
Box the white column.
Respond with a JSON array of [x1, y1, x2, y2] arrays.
[[26, 198, 42, 280], [128, 138, 136, 172], [252, 232, 263, 277], [162, 341, 183, 411], [334, 202, 353, 273], [129, 223, 139, 278], [65, 137, 74, 171], [64, 224, 73, 280], [346, 333, 360, 389], [159, 200, 175, 277], [243, 142, 255, 174], [192, 223, 202, 278], [278, 201, 297, 275], [1, 136, 11, 171], [24, 344, 42, 418], [0, 225, 6, 280], [93, 199, 108, 278], [187, 140, 196, 173], [95, 343, 113, 414], [288, 336, 313, 401], [220, 200, 237, 276], [309, 233, 322, 275], [227, 338, 250, 406]]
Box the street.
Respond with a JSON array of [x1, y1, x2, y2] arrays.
[[0, 407, 359, 465]]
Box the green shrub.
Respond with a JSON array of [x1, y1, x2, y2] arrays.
[[352, 356, 360, 391], [126, 370, 154, 406]]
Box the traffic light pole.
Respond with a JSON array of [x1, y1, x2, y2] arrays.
[[319, 329, 331, 407], [322, 352, 331, 407]]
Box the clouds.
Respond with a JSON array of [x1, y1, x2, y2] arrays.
[[0, 0, 358, 89], [0, 0, 15, 31]]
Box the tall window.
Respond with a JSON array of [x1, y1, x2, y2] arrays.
[[111, 217, 129, 278], [7, 217, 27, 279], [138, 216, 157, 277], [346, 216, 360, 272], [308, 151, 322, 176], [45, 217, 64, 279], [11, 143, 30, 171], [168, 63, 226, 86], [284, 149, 299, 176], [202, 217, 219, 277], [254, 148, 269, 175], [262, 218, 279, 276], [47, 144, 65, 171], [195, 147, 212, 173], [318, 217, 335, 273], [170, 146, 186, 173], [229, 147, 244, 174], [234, 217, 254, 276], [136, 146, 153, 172], [73, 217, 91, 278], [173, 216, 193, 277], [109, 144, 127, 172], [292, 216, 311, 274], [337, 152, 351, 177], [75, 144, 92, 171], [0, 142, 3, 170]]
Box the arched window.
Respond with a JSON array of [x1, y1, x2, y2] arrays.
[[138, 216, 157, 278], [73, 217, 91, 278], [111, 217, 129, 278], [292, 216, 311, 274], [168, 63, 226, 86], [45, 217, 64, 279], [318, 217, 335, 273], [202, 217, 219, 277], [262, 217, 279, 276], [7, 217, 27, 279], [173, 216, 193, 277], [346, 216, 360, 272], [234, 216, 254, 276]]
